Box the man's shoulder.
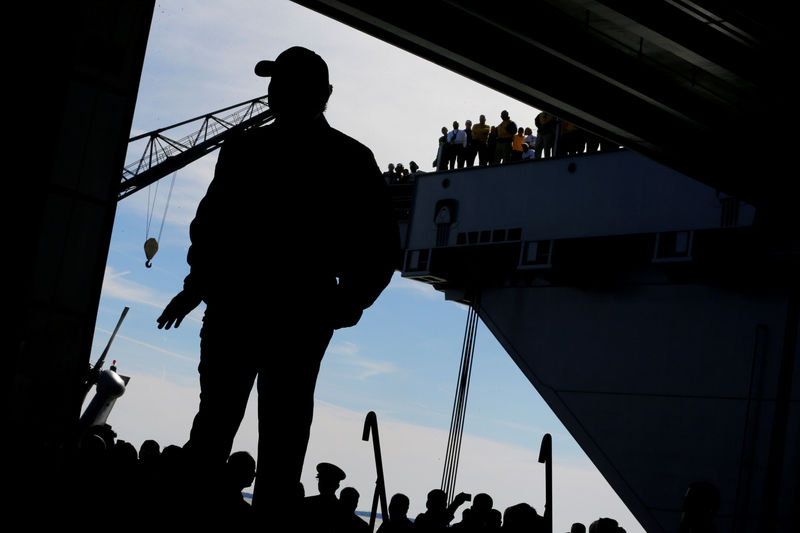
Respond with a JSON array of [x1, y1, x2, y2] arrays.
[[326, 125, 375, 156]]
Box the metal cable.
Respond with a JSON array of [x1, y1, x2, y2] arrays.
[[441, 294, 480, 505]]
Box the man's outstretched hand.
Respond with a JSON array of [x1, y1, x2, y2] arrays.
[[157, 290, 202, 330]]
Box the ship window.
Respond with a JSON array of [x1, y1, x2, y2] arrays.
[[521, 240, 552, 266], [653, 231, 693, 261], [405, 249, 430, 271]]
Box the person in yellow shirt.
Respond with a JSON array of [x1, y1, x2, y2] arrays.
[[470, 114, 491, 166], [494, 110, 516, 164]]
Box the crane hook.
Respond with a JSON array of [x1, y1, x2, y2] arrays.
[[144, 237, 159, 269]]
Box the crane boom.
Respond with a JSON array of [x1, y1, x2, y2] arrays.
[[118, 95, 273, 201]]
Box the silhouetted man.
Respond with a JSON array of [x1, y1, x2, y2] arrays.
[[451, 492, 498, 531], [471, 115, 491, 166], [493, 110, 516, 164], [377, 493, 413, 533], [447, 121, 467, 169], [304, 462, 347, 531], [339, 486, 370, 533], [221, 451, 256, 524], [156, 46, 400, 524], [414, 489, 471, 532]]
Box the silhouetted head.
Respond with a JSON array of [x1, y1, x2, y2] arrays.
[[256, 46, 332, 123], [571, 522, 587, 533], [389, 493, 410, 519], [479, 114, 486, 124], [409, 161, 419, 173], [426, 489, 447, 511], [315, 462, 346, 496], [501, 110, 509, 120], [589, 518, 619, 533], [227, 451, 256, 490], [518, 127, 524, 134], [472, 493, 493, 513], [340, 486, 360, 513], [525, 127, 532, 135], [453, 121, 459, 130], [465, 120, 472, 129], [442, 126, 448, 135], [139, 439, 160, 463], [110, 440, 138, 471], [503, 503, 538, 531], [387, 163, 394, 172]]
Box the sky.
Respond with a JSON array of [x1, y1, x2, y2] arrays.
[[91, 1, 644, 531]]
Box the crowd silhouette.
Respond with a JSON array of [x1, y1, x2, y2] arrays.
[[55, 423, 634, 533], [424, 110, 620, 173], [385, 110, 621, 184]]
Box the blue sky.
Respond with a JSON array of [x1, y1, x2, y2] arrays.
[[91, 1, 644, 531]]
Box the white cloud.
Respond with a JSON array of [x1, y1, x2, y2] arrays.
[[100, 265, 204, 324], [94, 329, 199, 364], [329, 341, 399, 380]]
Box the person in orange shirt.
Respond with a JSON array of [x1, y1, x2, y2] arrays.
[[511, 126, 525, 161]]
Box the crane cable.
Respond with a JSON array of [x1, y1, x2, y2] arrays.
[[441, 292, 481, 505], [144, 171, 177, 268]]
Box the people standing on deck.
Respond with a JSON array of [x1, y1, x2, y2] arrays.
[[155, 46, 400, 529], [471, 115, 491, 166], [393, 163, 406, 183], [557, 119, 581, 156], [511, 127, 525, 161], [534, 111, 556, 159], [464, 120, 476, 167], [448, 121, 467, 169], [383, 163, 396, 183], [493, 110, 516, 164], [521, 143, 534, 160], [435, 126, 450, 170], [487, 125, 498, 164], [523, 127, 536, 157]]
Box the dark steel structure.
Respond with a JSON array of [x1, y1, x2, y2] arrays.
[[291, 0, 797, 211], [10, 2, 797, 530]]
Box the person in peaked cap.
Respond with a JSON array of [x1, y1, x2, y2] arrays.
[[303, 462, 347, 530], [157, 46, 400, 527]]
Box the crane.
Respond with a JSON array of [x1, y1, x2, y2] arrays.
[[118, 95, 273, 201]]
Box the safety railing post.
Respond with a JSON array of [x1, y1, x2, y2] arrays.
[[538, 433, 553, 533], [362, 411, 389, 532]]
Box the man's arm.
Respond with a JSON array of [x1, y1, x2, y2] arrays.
[[156, 134, 240, 330], [156, 289, 202, 329], [331, 145, 401, 329]]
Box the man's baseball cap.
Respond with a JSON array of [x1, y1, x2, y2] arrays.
[[254, 46, 329, 88]]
